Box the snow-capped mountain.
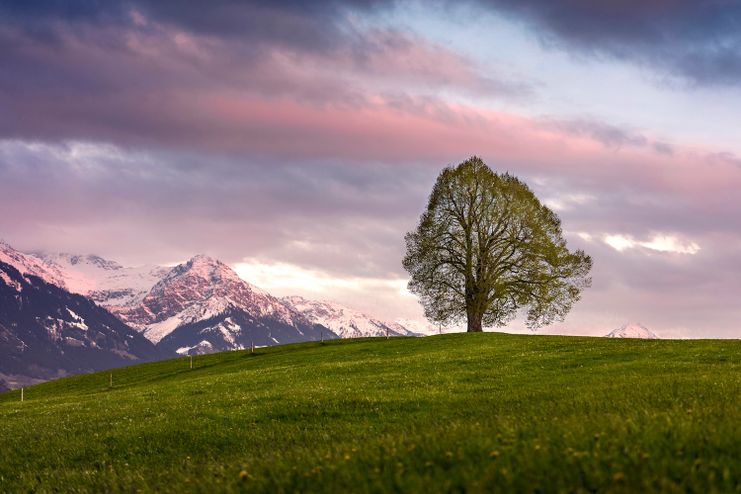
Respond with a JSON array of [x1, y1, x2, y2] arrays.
[[31, 252, 169, 309], [117, 255, 336, 354], [605, 323, 659, 339], [284, 296, 416, 338], [5, 240, 418, 358], [0, 258, 162, 389], [0, 241, 67, 288]]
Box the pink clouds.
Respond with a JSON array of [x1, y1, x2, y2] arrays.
[[10, 4, 738, 211], [176, 91, 741, 204], [2, 1, 741, 338], [0, 10, 525, 143]]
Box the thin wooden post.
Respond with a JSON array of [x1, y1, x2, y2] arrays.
[[321, 330, 323, 343], [386, 327, 389, 339], [189, 355, 193, 369], [251, 340, 254, 353], [109, 373, 112, 388], [20, 387, 23, 402]]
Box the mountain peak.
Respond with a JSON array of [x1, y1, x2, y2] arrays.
[[189, 254, 218, 264], [166, 254, 241, 284], [605, 323, 659, 339], [186, 254, 229, 271]]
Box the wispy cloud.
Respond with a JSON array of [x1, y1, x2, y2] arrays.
[[603, 234, 700, 255]]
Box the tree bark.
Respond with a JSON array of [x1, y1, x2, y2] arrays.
[[466, 309, 483, 332]]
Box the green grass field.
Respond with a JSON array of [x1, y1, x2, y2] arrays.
[[0, 333, 739, 493]]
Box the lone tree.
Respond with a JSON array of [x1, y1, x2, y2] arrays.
[[403, 157, 592, 332]]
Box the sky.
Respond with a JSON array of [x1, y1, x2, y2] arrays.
[[1, 0, 741, 338]]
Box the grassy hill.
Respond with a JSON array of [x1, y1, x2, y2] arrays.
[[0, 333, 739, 493]]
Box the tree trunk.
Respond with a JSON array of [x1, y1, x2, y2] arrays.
[[466, 309, 483, 332]]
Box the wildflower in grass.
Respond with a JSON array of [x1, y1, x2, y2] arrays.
[[239, 470, 251, 481], [489, 451, 499, 459]]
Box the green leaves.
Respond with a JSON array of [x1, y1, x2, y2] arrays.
[[403, 157, 592, 331]]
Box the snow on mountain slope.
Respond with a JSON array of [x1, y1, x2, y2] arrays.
[[0, 241, 67, 288], [605, 323, 659, 339], [157, 306, 331, 356], [32, 252, 169, 308], [0, 259, 162, 388], [283, 295, 416, 338], [119, 255, 331, 349]]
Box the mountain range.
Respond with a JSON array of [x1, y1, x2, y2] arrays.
[[0, 240, 419, 387]]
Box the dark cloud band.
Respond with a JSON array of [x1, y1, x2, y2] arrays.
[[473, 0, 741, 85]]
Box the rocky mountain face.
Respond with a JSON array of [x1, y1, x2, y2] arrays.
[[284, 296, 417, 338], [605, 323, 659, 339], [0, 259, 162, 389], [116, 255, 336, 355]]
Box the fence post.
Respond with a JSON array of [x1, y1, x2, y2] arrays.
[[251, 340, 254, 353], [321, 330, 323, 343], [20, 387, 23, 402], [189, 355, 193, 369], [109, 373, 112, 388]]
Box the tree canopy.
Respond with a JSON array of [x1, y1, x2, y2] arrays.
[[403, 157, 592, 332]]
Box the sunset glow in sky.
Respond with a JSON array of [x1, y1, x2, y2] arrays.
[[2, 1, 741, 337]]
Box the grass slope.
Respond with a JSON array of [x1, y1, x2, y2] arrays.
[[0, 333, 739, 493]]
